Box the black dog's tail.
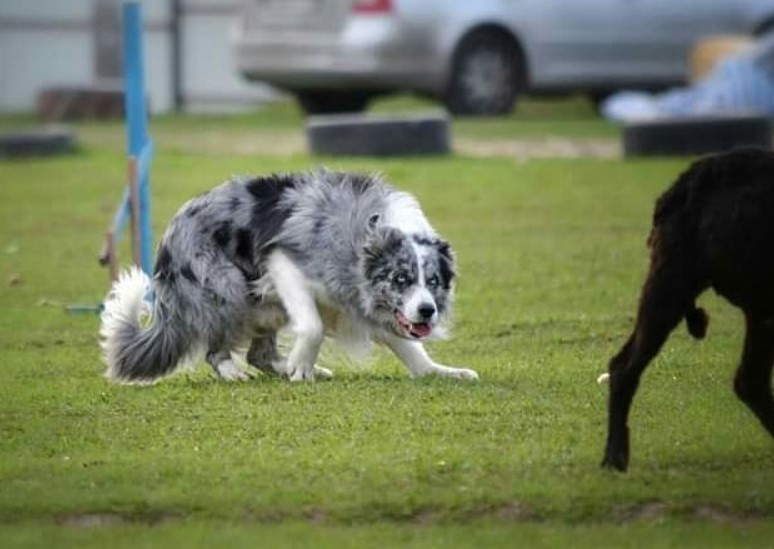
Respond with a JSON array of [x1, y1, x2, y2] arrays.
[[99, 267, 191, 382], [685, 303, 709, 340]]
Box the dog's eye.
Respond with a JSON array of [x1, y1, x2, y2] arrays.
[[393, 272, 409, 287], [427, 274, 440, 288]]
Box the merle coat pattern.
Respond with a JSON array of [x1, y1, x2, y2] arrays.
[[100, 170, 479, 383], [602, 147, 774, 471]]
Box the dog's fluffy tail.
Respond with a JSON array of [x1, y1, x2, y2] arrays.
[[685, 303, 709, 340], [100, 267, 189, 382]]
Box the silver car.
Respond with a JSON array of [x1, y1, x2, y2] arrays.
[[234, 0, 774, 115]]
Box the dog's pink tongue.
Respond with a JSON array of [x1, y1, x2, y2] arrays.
[[411, 323, 432, 338]]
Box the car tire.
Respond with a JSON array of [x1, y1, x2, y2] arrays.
[[622, 114, 772, 157], [445, 32, 524, 116], [295, 90, 371, 115]]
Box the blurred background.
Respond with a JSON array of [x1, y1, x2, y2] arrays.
[[0, 0, 273, 116], [1, 0, 772, 119]]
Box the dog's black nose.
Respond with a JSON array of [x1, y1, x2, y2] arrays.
[[418, 303, 436, 320]]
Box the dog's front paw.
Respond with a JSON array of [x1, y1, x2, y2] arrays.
[[214, 360, 253, 381], [285, 363, 333, 382], [313, 365, 334, 380], [438, 366, 479, 381], [451, 367, 479, 381], [287, 363, 315, 382]]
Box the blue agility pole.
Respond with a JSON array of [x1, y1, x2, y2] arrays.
[[122, 0, 153, 275], [98, 0, 154, 278], [99, 141, 153, 266], [79, 1, 153, 314]]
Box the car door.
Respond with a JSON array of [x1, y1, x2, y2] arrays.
[[626, 0, 743, 82], [525, 0, 649, 86], [526, 0, 743, 88]]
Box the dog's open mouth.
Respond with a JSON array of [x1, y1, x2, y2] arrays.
[[395, 311, 432, 339]]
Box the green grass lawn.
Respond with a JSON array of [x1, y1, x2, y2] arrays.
[[1, 98, 773, 547]]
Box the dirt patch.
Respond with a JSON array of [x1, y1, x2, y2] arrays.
[[614, 501, 671, 522], [411, 502, 536, 525], [79, 127, 306, 157], [45, 503, 771, 528], [456, 137, 619, 160], [80, 126, 618, 160], [491, 501, 537, 521], [158, 130, 306, 157], [57, 513, 128, 528], [692, 505, 760, 525], [56, 512, 179, 528], [612, 502, 764, 525], [161, 132, 620, 160]]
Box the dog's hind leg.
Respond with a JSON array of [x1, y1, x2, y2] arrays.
[[206, 348, 253, 381], [733, 312, 774, 439], [266, 250, 330, 381], [382, 334, 479, 380], [246, 332, 281, 376], [602, 261, 702, 471], [246, 331, 334, 378]]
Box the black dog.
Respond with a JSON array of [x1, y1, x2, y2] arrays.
[[602, 147, 774, 471]]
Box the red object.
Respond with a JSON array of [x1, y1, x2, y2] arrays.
[[352, 0, 393, 14]]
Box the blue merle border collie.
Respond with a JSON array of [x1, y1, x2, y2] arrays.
[[100, 169, 479, 383]]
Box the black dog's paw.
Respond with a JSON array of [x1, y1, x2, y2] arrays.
[[600, 453, 628, 472]]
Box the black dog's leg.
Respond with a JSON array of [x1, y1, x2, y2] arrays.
[[733, 312, 774, 438], [247, 332, 281, 376], [602, 262, 698, 471]]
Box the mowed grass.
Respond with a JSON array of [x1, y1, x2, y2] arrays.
[[1, 98, 773, 546]]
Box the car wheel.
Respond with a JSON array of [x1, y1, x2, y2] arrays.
[[445, 32, 524, 116], [295, 90, 371, 115]]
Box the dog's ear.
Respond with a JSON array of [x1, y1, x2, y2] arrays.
[[435, 239, 456, 288], [362, 226, 404, 278], [364, 226, 403, 257]]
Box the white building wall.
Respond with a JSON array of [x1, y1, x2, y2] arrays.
[[0, 29, 94, 111], [0, 0, 94, 19], [0, 0, 95, 112], [0, 0, 272, 114], [182, 0, 274, 113]]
